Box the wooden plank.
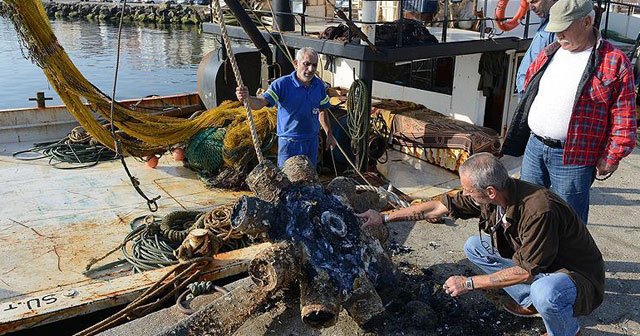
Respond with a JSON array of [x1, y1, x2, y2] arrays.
[[0, 243, 271, 335]]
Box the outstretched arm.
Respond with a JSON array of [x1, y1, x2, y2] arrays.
[[236, 86, 269, 110], [356, 200, 449, 228]]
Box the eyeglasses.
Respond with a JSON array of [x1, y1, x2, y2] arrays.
[[478, 206, 507, 255], [478, 218, 497, 255]]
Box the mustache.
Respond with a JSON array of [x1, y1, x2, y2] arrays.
[[557, 38, 570, 44]]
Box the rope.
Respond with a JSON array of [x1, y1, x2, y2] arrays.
[[355, 184, 410, 208], [176, 281, 230, 315], [2, 1, 274, 157], [121, 216, 180, 273], [346, 79, 369, 150], [13, 127, 117, 169], [212, 0, 265, 163]]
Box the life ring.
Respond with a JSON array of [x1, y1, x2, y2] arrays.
[[495, 0, 529, 32]]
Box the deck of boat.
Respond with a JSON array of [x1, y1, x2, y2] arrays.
[[0, 140, 259, 333]]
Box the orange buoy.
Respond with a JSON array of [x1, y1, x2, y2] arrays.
[[172, 148, 185, 161], [495, 0, 529, 32], [146, 155, 159, 168]]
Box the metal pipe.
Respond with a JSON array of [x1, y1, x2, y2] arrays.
[[361, 0, 377, 46], [224, 0, 273, 63], [348, 0, 353, 42], [523, 11, 530, 39], [300, 0, 306, 36], [273, 0, 295, 31], [397, 0, 404, 47], [442, 0, 449, 43], [480, 0, 488, 38], [604, 0, 610, 38]]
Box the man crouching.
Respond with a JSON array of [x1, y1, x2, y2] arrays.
[[357, 153, 604, 336]]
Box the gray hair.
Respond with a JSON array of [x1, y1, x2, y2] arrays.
[[295, 47, 318, 61], [459, 152, 510, 191], [586, 9, 595, 22]]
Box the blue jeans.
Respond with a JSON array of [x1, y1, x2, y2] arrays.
[[465, 235, 580, 336], [277, 137, 318, 167], [520, 134, 595, 224]]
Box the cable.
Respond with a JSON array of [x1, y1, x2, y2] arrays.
[[13, 127, 117, 169]]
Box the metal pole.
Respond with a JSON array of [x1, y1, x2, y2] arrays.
[[348, 0, 353, 42], [301, 0, 306, 36], [523, 11, 530, 38], [397, 0, 404, 47], [604, 0, 610, 38], [442, 0, 449, 43], [273, 0, 294, 31]]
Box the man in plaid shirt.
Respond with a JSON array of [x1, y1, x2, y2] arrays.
[[502, 0, 637, 225]]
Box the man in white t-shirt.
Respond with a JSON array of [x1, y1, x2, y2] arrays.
[[502, 0, 637, 225]]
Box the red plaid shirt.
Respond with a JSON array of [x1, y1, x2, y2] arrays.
[[524, 35, 637, 166]]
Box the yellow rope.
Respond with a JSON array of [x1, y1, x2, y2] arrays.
[[3, 0, 275, 158]]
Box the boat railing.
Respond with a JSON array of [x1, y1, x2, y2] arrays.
[[226, 0, 537, 46], [600, 0, 640, 41]]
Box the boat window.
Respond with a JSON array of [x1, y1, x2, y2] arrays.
[[374, 57, 455, 95]]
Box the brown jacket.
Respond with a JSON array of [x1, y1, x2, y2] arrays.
[[441, 179, 605, 316]]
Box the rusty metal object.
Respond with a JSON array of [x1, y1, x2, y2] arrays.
[[248, 241, 300, 292], [343, 275, 385, 328], [299, 267, 341, 328], [281, 155, 319, 186], [231, 195, 274, 238], [245, 160, 291, 203], [230, 158, 397, 329], [362, 221, 390, 245], [157, 277, 269, 336]]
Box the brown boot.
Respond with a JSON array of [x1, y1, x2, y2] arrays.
[[502, 300, 541, 318]]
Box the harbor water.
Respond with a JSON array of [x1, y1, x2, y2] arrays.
[[0, 17, 220, 110]]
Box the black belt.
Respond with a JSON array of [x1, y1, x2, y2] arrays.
[[532, 133, 563, 149]]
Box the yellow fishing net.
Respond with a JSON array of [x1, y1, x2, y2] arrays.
[[3, 0, 275, 160]]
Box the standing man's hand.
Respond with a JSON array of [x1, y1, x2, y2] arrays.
[[235, 86, 249, 102], [356, 210, 384, 228], [596, 157, 618, 176], [443, 276, 471, 297], [325, 133, 337, 150]]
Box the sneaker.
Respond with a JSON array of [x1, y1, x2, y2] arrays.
[[502, 300, 541, 318]]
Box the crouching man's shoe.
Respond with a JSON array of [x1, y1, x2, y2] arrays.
[[503, 300, 541, 318]]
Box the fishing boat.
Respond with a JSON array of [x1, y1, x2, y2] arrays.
[[0, 92, 276, 334], [0, 0, 638, 334]]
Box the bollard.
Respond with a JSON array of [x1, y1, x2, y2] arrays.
[[28, 91, 53, 108]]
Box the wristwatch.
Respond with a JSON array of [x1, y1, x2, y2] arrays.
[[382, 213, 390, 224], [465, 277, 474, 290]]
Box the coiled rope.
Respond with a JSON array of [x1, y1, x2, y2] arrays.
[[120, 205, 250, 273], [212, 0, 265, 163], [346, 79, 369, 152], [13, 126, 116, 169]]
